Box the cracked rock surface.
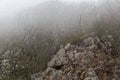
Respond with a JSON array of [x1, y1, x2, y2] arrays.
[[32, 35, 118, 80]]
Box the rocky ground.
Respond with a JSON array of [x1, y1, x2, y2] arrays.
[[32, 34, 119, 80]]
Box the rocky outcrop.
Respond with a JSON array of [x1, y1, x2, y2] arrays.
[[32, 35, 119, 80]]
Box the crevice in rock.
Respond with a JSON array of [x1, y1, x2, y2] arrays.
[[52, 64, 64, 70]]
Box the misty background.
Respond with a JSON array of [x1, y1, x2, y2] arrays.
[[0, 0, 119, 34], [0, 0, 119, 47], [0, 0, 119, 41]]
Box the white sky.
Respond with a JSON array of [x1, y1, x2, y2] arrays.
[[0, 0, 48, 17], [0, 0, 100, 17], [61, 0, 99, 2]]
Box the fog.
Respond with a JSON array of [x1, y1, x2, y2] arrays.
[[0, 0, 99, 17], [0, 0, 120, 37], [0, 0, 48, 17]]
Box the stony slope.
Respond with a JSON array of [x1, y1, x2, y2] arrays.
[[32, 34, 119, 80]]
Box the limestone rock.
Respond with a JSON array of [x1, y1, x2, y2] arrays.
[[32, 35, 118, 80]]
